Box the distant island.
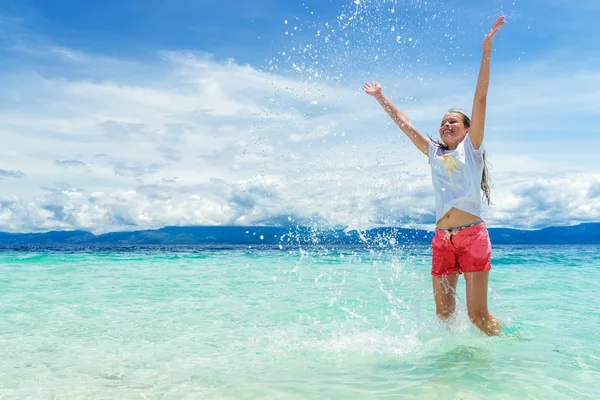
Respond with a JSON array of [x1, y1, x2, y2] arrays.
[[0, 223, 599, 245]]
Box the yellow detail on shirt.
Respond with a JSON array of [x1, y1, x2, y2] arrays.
[[439, 154, 460, 184]]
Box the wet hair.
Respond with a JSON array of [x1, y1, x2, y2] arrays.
[[431, 108, 491, 205]]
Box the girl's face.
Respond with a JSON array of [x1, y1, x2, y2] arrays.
[[439, 112, 469, 148]]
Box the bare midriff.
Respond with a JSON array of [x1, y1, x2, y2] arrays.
[[435, 207, 482, 230]]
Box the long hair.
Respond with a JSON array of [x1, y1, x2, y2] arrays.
[[432, 109, 491, 205]]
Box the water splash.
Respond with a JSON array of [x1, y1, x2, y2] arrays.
[[265, 0, 464, 83]]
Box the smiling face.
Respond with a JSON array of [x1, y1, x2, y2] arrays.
[[439, 112, 470, 149]]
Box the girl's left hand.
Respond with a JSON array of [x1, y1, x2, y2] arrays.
[[483, 16, 506, 52], [362, 81, 383, 97]]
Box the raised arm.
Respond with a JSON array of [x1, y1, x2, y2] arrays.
[[363, 82, 430, 156], [470, 16, 506, 150]]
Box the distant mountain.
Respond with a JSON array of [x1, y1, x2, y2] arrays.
[[0, 223, 599, 245], [0, 230, 96, 245], [487, 223, 600, 244]]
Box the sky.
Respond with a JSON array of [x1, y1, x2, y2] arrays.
[[0, 0, 599, 234]]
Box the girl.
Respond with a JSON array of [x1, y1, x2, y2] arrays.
[[363, 16, 506, 336]]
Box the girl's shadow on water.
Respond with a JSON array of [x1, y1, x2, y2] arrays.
[[376, 344, 497, 399], [427, 345, 493, 381]]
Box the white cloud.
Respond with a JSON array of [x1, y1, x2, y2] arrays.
[[486, 173, 600, 229], [0, 34, 599, 233]]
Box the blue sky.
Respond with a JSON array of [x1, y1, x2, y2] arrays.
[[0, 0, 342, 63], [0, 0, 599, 233]]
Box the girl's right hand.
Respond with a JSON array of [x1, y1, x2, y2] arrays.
[[362, 81, 382, 97], [483, 16, 506, 52]]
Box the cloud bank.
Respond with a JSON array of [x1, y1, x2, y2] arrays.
[[0, 23, 599, 233]]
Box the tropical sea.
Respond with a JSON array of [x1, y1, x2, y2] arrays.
[[1, 244, 599, 399]]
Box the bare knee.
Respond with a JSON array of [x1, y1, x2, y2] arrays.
[[468, 307, 490, 324], [468, 307, 501, 336], [436, 305, 455, 320]]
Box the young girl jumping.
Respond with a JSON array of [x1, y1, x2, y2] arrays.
[[363, 16, 506, 336]]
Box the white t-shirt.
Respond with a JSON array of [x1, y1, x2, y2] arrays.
[[428, 134, 485, 223]]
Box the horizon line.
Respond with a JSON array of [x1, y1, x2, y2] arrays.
[[2, 221, 599, 236]]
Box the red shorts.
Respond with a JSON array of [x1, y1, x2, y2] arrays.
[[431, 221, 492, 277]]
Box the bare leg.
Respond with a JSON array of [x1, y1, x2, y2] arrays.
[[432, 273, 459, 321], [465, 271, 501, 336]]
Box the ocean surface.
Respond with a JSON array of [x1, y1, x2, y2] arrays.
[[1, 244, 599, 399]]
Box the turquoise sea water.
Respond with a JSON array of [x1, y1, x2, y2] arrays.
[[1, 244, 599, 399]]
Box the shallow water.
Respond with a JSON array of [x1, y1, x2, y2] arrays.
[[1, 245, 599, 399]]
